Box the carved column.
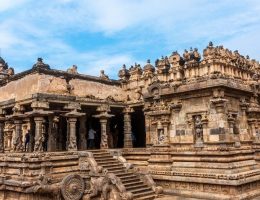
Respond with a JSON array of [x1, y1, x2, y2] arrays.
[[67, 117, 77, 151], [34, 117, 44, 152], [94, 105, 114, 149], [0, 121, 4, 153], [123, 107, 133, 148], [228, 115, 240, 147], [100, 118, 108, 149], [6, 131, 13, 151], [79, 116, 87, 150], [145, 114, 152, 146], [13, 120, 23, 152], [162, 122, 170, 144], [248, 119, 256, 140]]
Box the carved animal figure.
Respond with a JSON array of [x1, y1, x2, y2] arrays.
[[87, 174, 117, 200], [67, 65, 78, 74]]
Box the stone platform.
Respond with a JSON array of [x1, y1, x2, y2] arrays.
[[123, 145, 260, 200], [0, 150, 162, 200]]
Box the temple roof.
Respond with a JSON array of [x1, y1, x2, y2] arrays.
[[0, 56, 8, 69]]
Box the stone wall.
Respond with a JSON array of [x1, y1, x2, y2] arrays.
[[0, 72, 125, 102]]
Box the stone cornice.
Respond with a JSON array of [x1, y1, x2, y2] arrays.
[[0, 67, 121, 87], [144, 78, 253, 100]]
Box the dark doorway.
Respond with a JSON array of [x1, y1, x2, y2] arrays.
[[87, 116, 101, 149], [131, 106, 146, 147], [109, 110, 124, 148], [57, 116, 67, 151]]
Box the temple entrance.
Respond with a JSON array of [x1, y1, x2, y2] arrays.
[[57, 116, 67, 151], [110, 107, 124, 148], [131, 106, 146, 147], [87, 116, 101, 149]]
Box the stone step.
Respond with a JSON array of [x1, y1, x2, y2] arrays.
[[135, 194, 156, 200], [129, 187, 152, 194], [125, 182, 145, 190], [96, 160, 119, 165], [95, 157, 115, 162], [124, 180, 144, 187], [120, 174, 137, 180], [101, 166, 125, 171], [91, 153, 109, 155], [99, 163, 123, 168], [93, 154, 112, 158], [121, 177, 140, 183], [133, 190, 155, 198], [89, 150, 156, 200], [106, 169, 126, 174], [116, 172, 134, 177]]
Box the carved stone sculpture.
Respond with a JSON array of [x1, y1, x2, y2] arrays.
[[100, 70, 109, 80], [85, 173, 133, 200], [67, 65, 78, 74], [61, 174, 85, 200], [194, 115, 203, 146]]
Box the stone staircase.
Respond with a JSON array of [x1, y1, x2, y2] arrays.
[[91, 150, 157, 200]]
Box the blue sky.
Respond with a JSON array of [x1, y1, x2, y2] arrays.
[[0, 0, 259, 79]]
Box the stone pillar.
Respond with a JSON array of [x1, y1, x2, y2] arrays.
[[94, 105, 113, 149], [13, 120, 23, 152], [248, 120, 256, 140], [6, 131, 12, 151], [0, 121, 4, 152], [124, 111, 133, 148], [100, 118, 108, 149], [145, 114, 152, 146], [79, 116, 87, 150], [202, 116, 209, 142], [67, 118, 77, 151], [162, 123, 170, 144], [34, 117, 44, 152]]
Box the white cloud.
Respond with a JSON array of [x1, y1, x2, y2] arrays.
[[0, 0, 27, 12], [0, 0, 259, 78]]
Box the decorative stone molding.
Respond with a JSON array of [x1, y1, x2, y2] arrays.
[[85, 151, 103, 175], [123, 106, 134, 148], [64, 102, 81, 111], [61, 174, 85, 200], [31, 100, 49, 111], [86, 173, 133, 200], [137, 171, 163, 196], [109, 149, 134, 170]]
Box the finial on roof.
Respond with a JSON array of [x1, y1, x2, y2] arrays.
[[33, 57, 50, 70]]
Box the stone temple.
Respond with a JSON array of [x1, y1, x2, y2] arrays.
[[0, 42, 259, 200]]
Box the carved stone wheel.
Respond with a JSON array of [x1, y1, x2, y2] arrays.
[[61, 174, 85, 200]]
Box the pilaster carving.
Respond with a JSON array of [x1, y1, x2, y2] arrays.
[[34, 117, 44, 152], [67, 118, 77, 151], [123, 106, 134, 148], [13, 120, 23, 152], [79, 116, 87, 150], [194, 115, 203, 147], [210, 88, 228, 113], [94, 104, 114, 149], [0, 109, 5, 152]]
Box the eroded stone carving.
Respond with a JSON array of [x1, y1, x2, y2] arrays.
[[67, 65, 78, 74], [85, 173, 133, 200], [61, 174, 85, 200], [194, 115, 203, 147]]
